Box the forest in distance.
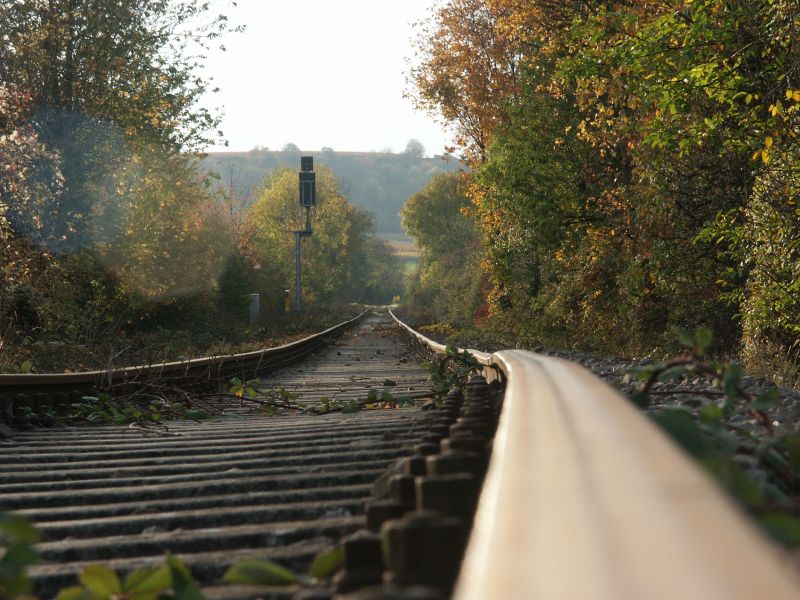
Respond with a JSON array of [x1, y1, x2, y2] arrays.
[[203, 143, 458, 237]]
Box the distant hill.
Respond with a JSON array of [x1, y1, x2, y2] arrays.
[[202, 148, 462, 236]]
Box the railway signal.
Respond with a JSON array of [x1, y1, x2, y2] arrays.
[[299, 156, 316, 209], [293, 156, 315, 311]]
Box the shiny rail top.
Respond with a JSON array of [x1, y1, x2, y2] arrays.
[[390, 310, 800, 600]]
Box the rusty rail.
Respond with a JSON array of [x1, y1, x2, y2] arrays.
[[0, 310, 369, 421], [389, 310, 800, 599]]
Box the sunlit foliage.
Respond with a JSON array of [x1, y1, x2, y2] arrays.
[[402, 172, 485, 326], [246, 166, 402, 307], [0, 1, 243, 370], [409, 0, 800, 380]]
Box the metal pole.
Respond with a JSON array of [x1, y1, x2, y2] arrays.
[[295, 231, 302, 311]]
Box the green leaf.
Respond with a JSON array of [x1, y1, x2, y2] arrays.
[[223, 559, 298, 586], [166, 555, 204, 600], [342, 401, 361, 414], [699, 404, 722, 424], [0, 513, 41, 544], [703, 424, 738, 454], [79, 565, 122, 597], [721, 363, 742, 398], [651, 409, 715, 458], [759, 513, 800, 547], [751, 388, 781, 411], [628, 366, 655, 381], [366, 388, 378, 402], [124, 565, 171, 593], [670, 325, 694, 348], [701, 457, 765, 508], [0, 542, 39, 571], [56, 586, 93, 600], [658, 366, 687, 383], [780, 434, 800, 474], [629, 391, 650, 409], [19, 360, 33, 374], [721, 395, 736, 417], [694, 327, 713, 355], [308, 547, 344, 579]]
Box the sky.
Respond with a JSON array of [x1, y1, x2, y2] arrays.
[[201, 0, 452, 156]]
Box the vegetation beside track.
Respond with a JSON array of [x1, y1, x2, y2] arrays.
[[1, 2, 407, 377], [404, 0, 800, 388], [1, 306, 363, 376], [396, 309, 800, 552]]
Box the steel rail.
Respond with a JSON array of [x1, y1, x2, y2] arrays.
[[0, 310, 370, 419], [389, 310, 800, 599]]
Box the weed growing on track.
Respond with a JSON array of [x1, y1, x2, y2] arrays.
[[629, 327, 800, 547], [0, 511, 344, 600], [54, 555, 203, 600], [222, 547, 344, 589], [0, 513, 39, 600], [421, 344, 481, 403], [13, 391, 215, 430]]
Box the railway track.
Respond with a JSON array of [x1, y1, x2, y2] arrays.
[[1, 311, 458, 599], [0, 311, 370, 424], [3, 309, 800, 598]]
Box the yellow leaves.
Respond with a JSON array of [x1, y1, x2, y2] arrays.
[[753, 128, 785, 163], [768, 101, 784, 117], [785, 89, 800, 102], [752, 149, 771, 164]]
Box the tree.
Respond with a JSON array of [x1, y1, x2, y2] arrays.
[[403, 139, 426, 158], [0, 1, 243, 363], [0, 84, 63, 252], [0, 0, 232, 151], [0, 0, 237, 253], [246, 166, 398, 306], [407, 0, 800, 371], [402, 171, 484, 324], [407, 0, 524, 162], [361, 237, 403, 304], [0, 84, 63, 338]]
